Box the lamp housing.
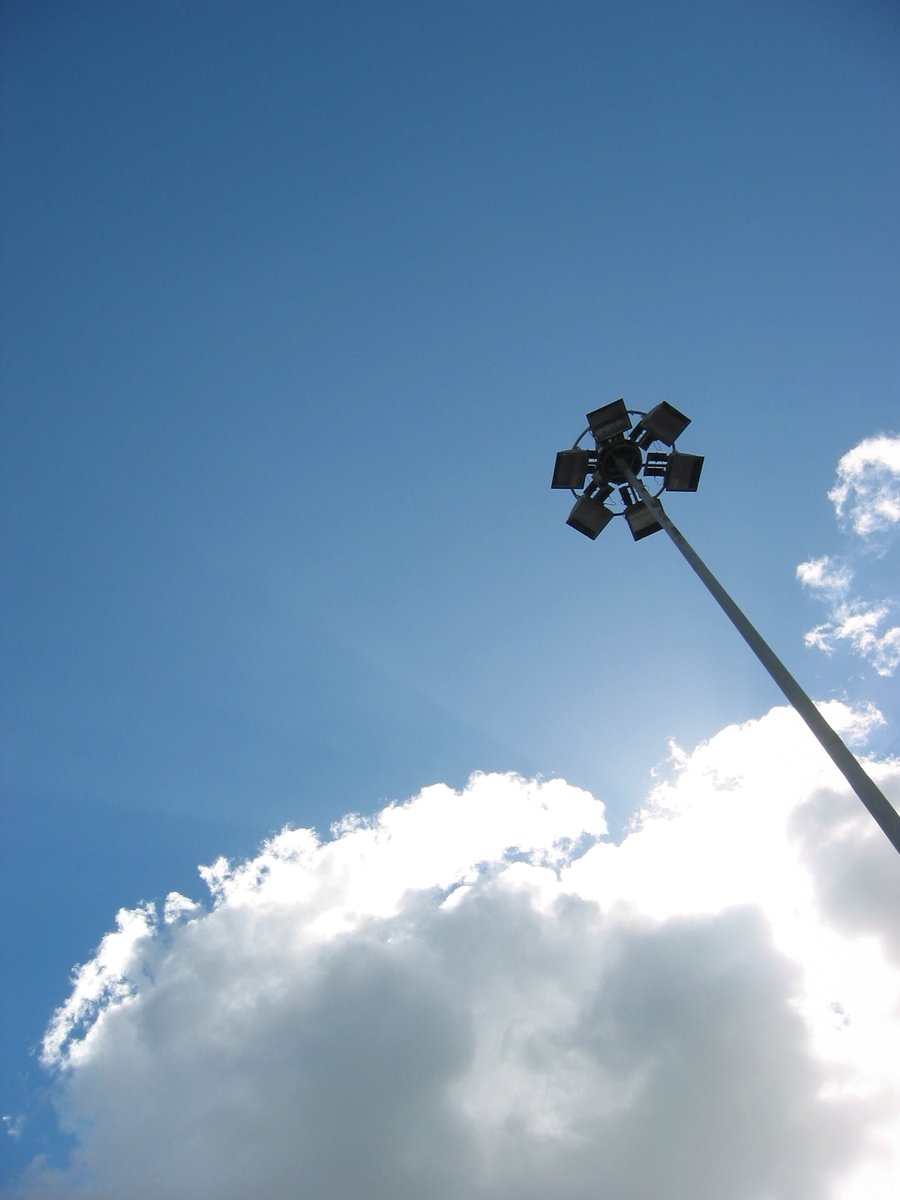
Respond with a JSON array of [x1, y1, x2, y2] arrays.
[[566, 495, 614, 539], [638, 401, 691, 447], [551, 449, 592, 490], [586, 399, 631, 442], [665, 452, 704, 492], [624, 501, 663, 541]]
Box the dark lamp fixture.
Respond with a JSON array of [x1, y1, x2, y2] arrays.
[[552, 399, 702, 525], [665, 452, 705, 492], [551, 449, 592, 490], [586, 399, 631, 442], [639, 401, 691, 447], [566, 495, 614, 539], [624, 501, 662, 541]]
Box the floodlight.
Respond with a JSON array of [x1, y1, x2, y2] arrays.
[[566, 495, 614, 539], [624, 501, 662, 541], [551, 449, 592, 490], [586, 399, 631, 442], [638, 401, 691, 447], [665, 452, 704, 492]]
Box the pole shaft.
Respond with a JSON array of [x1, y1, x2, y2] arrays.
[[621, 467, 900, 855]]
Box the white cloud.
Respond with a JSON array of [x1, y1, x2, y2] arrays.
[[796, 555, 853, 593], [804, 602, 900, 677], [40, 904, 156, 1071], [814, 697, 885, 745], [828, 434, 900, 539], [797, 437, 900, 675], [161, 892, 202, 925], [14, 709, 900, 1200]]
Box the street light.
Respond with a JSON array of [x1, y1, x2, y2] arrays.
[[551, 400, 900, 856]]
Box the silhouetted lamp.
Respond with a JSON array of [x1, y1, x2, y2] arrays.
[[625, 502, 662, 541], [550, 399, 701, 540], [551, 449, 592, 491], [566, 495, 614, 539], [665, 451, 705, 492], [586, 399, 631, 441], [632, 401, 692, 448]]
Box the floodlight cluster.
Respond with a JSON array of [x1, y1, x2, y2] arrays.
[[551, 399, 704, 540]]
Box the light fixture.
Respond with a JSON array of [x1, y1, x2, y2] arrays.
[[634, 401, 691, 447], [624, 501, 662, 540], [586, 399, 631, 441], [552, 399, 700, 528], [665, 452, 704, 492], [551, 449, 592, 490], [566, 495, 614, 539]]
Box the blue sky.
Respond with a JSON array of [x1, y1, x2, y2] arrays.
[[2, 2, 899, 1193]]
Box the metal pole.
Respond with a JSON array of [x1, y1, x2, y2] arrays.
[[619, 463, 900, 856]]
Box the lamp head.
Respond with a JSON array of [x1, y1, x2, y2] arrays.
[[566, 495, 615, 539], [586, 399, 631, 442], [624, 501, 663, 541], [634, 401, 691, 447], [665, 452, 704, 492], [551, 449, 592, 490]]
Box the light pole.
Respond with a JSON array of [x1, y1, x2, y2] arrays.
[[552, 399, 900, 856]]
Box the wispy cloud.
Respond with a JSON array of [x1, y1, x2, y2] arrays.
[[802, 601, 900, 677], [2, 1115, 24, 1141], [19, 710, 900, 1200], [798, 435, 900, 676], [796, 555, 900, 676]]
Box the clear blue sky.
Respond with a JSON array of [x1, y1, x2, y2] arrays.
[[2, 0, 898, 1185]]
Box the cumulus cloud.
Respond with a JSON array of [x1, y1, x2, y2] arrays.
[[797, 435, 900, 675], [12, 708, 900, 1200], [828, 435, 900, 538]]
